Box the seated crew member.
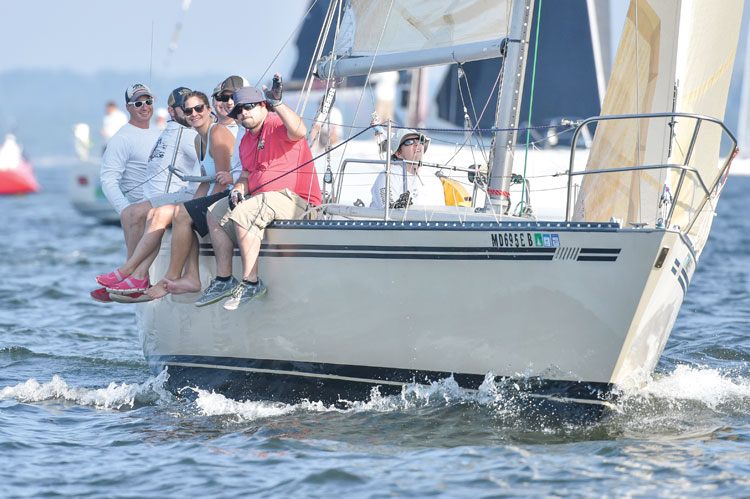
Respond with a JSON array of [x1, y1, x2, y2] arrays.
[[93, 87, 205, 302], [197, 75, 322, 310], [92, 84, 161, 302], [370, 128, 430, 209], [102, 91, 235, 298]]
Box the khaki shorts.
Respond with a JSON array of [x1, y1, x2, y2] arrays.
[[210, 189, 313, 243]]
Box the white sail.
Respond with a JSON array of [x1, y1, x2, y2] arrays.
[[573, 0, 681, 227], [317, 0, 511, 78], [337, 0, 509, 55], [573, 0, 742, 258], [668, 0, 743, 255]]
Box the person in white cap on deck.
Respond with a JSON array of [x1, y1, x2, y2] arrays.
[[369, 128, 430, 209]]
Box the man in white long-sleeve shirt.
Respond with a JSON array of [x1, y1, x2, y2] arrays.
[[93, 84, 161, 302], [100, 83, 161, 255]]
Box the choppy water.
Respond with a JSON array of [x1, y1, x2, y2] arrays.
[[2, 165, 750, 498]]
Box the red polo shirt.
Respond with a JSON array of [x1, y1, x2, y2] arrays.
[[240, 114, 322, 205]]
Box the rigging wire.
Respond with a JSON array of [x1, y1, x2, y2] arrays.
[[297, 0, 341, 205], [297, 0, 338, 117], [149, 21, 155, 86], [329, 0, 396, 194], [520, 0, 543, 214], [634, 0, 642, 224], [456, 63, 490, 162], [255, 0, 321, 88], [435, 63, 506, 170]]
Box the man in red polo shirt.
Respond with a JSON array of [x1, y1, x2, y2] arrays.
[[197, 74, 321, 310]]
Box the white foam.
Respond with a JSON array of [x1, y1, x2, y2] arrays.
[[188, 375, 502, 421], [620, 365, 750, 410], [0, 370, 171, 410], [188, 386, 334, 419], [343, 375, 473, 412]]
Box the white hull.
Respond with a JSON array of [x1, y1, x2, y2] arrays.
[[69, 160, 119, 224], [137, 217, 694, 411]]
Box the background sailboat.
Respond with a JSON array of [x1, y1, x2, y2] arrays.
[[0, 134, 39, 195]]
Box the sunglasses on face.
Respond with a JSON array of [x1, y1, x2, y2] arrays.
[[183, 104, 206, 115], [402, 136, 425, 147], [241, 102, 259, 111], [215, 93, 233, 102], [130, 99, 153, 108]]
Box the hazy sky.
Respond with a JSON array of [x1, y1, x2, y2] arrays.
[[0, 0, 308, 80], [1, 0, 631, 80]]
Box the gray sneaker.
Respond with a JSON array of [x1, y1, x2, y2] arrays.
[[194, 276, 240, 307], [223, 279, 267, 310]]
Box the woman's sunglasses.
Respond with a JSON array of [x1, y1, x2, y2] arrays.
[[183, 104, 206, 115], [130, 99, 153, 108]]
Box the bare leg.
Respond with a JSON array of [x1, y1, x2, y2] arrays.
[[147, 204, 196, 298], [207, 210, 235, 277], [164, 234, 201, 294], [120, 200, 152, 258], [119, 204, 176, 280], [235, 224, 262, 281]]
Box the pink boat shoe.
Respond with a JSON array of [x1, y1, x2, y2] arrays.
[[106, 276, 150, 295], [90, 287, 113, 303], [96, 269, 127, 287], [110, 292, 153, 303]]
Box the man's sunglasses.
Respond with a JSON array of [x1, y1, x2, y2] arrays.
[[402, 136, 425, 146], [183, 104, 206, 115], [215, 93, 233, 102], [241, 103, 259, 111], [130, 99, 153, 108]]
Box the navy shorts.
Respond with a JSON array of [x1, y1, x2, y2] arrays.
[[184, 190, 229, 237]]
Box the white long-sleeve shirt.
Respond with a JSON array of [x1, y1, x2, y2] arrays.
[[100, 123, 161, 214], [370, 164, 421, 209], [143, 121, 200, 200]]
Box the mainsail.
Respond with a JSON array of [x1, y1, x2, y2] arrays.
[[316, 0, 511, 78], [574, 0, 742, 256]]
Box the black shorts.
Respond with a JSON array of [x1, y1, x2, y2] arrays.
[[184, 190, 229, 237]]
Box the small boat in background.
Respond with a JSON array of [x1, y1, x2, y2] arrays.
[[68, 123, 119, 224], [0, 134, 39, 195]]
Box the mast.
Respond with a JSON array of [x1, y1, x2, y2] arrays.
[[485, 0, 534, 215]]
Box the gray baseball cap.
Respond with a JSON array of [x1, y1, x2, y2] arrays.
[[227, 87, 265, 118]]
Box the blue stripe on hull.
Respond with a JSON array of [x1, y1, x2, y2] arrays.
[[147, 355, 614, 421]]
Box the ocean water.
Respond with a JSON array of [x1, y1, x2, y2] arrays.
[[1, 165, 750, 498]]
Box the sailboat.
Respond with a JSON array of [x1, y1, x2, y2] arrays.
[[69, 124, 121, 224], [137, 0, 742, 418], [0, 134, 39, 195]]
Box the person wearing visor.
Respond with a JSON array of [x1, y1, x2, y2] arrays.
[[197, 74, 322, 310], [212, 75, 249, 185], [370, 128, 430, 209]]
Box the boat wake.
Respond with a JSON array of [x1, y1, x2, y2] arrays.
[[0, 369, 172, 410], [183, 367, 750, 429], [612, 364, 750, 431], [3, 366, 748, 437]]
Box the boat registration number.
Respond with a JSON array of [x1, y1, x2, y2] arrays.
[[490, 232, 560, 248]]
